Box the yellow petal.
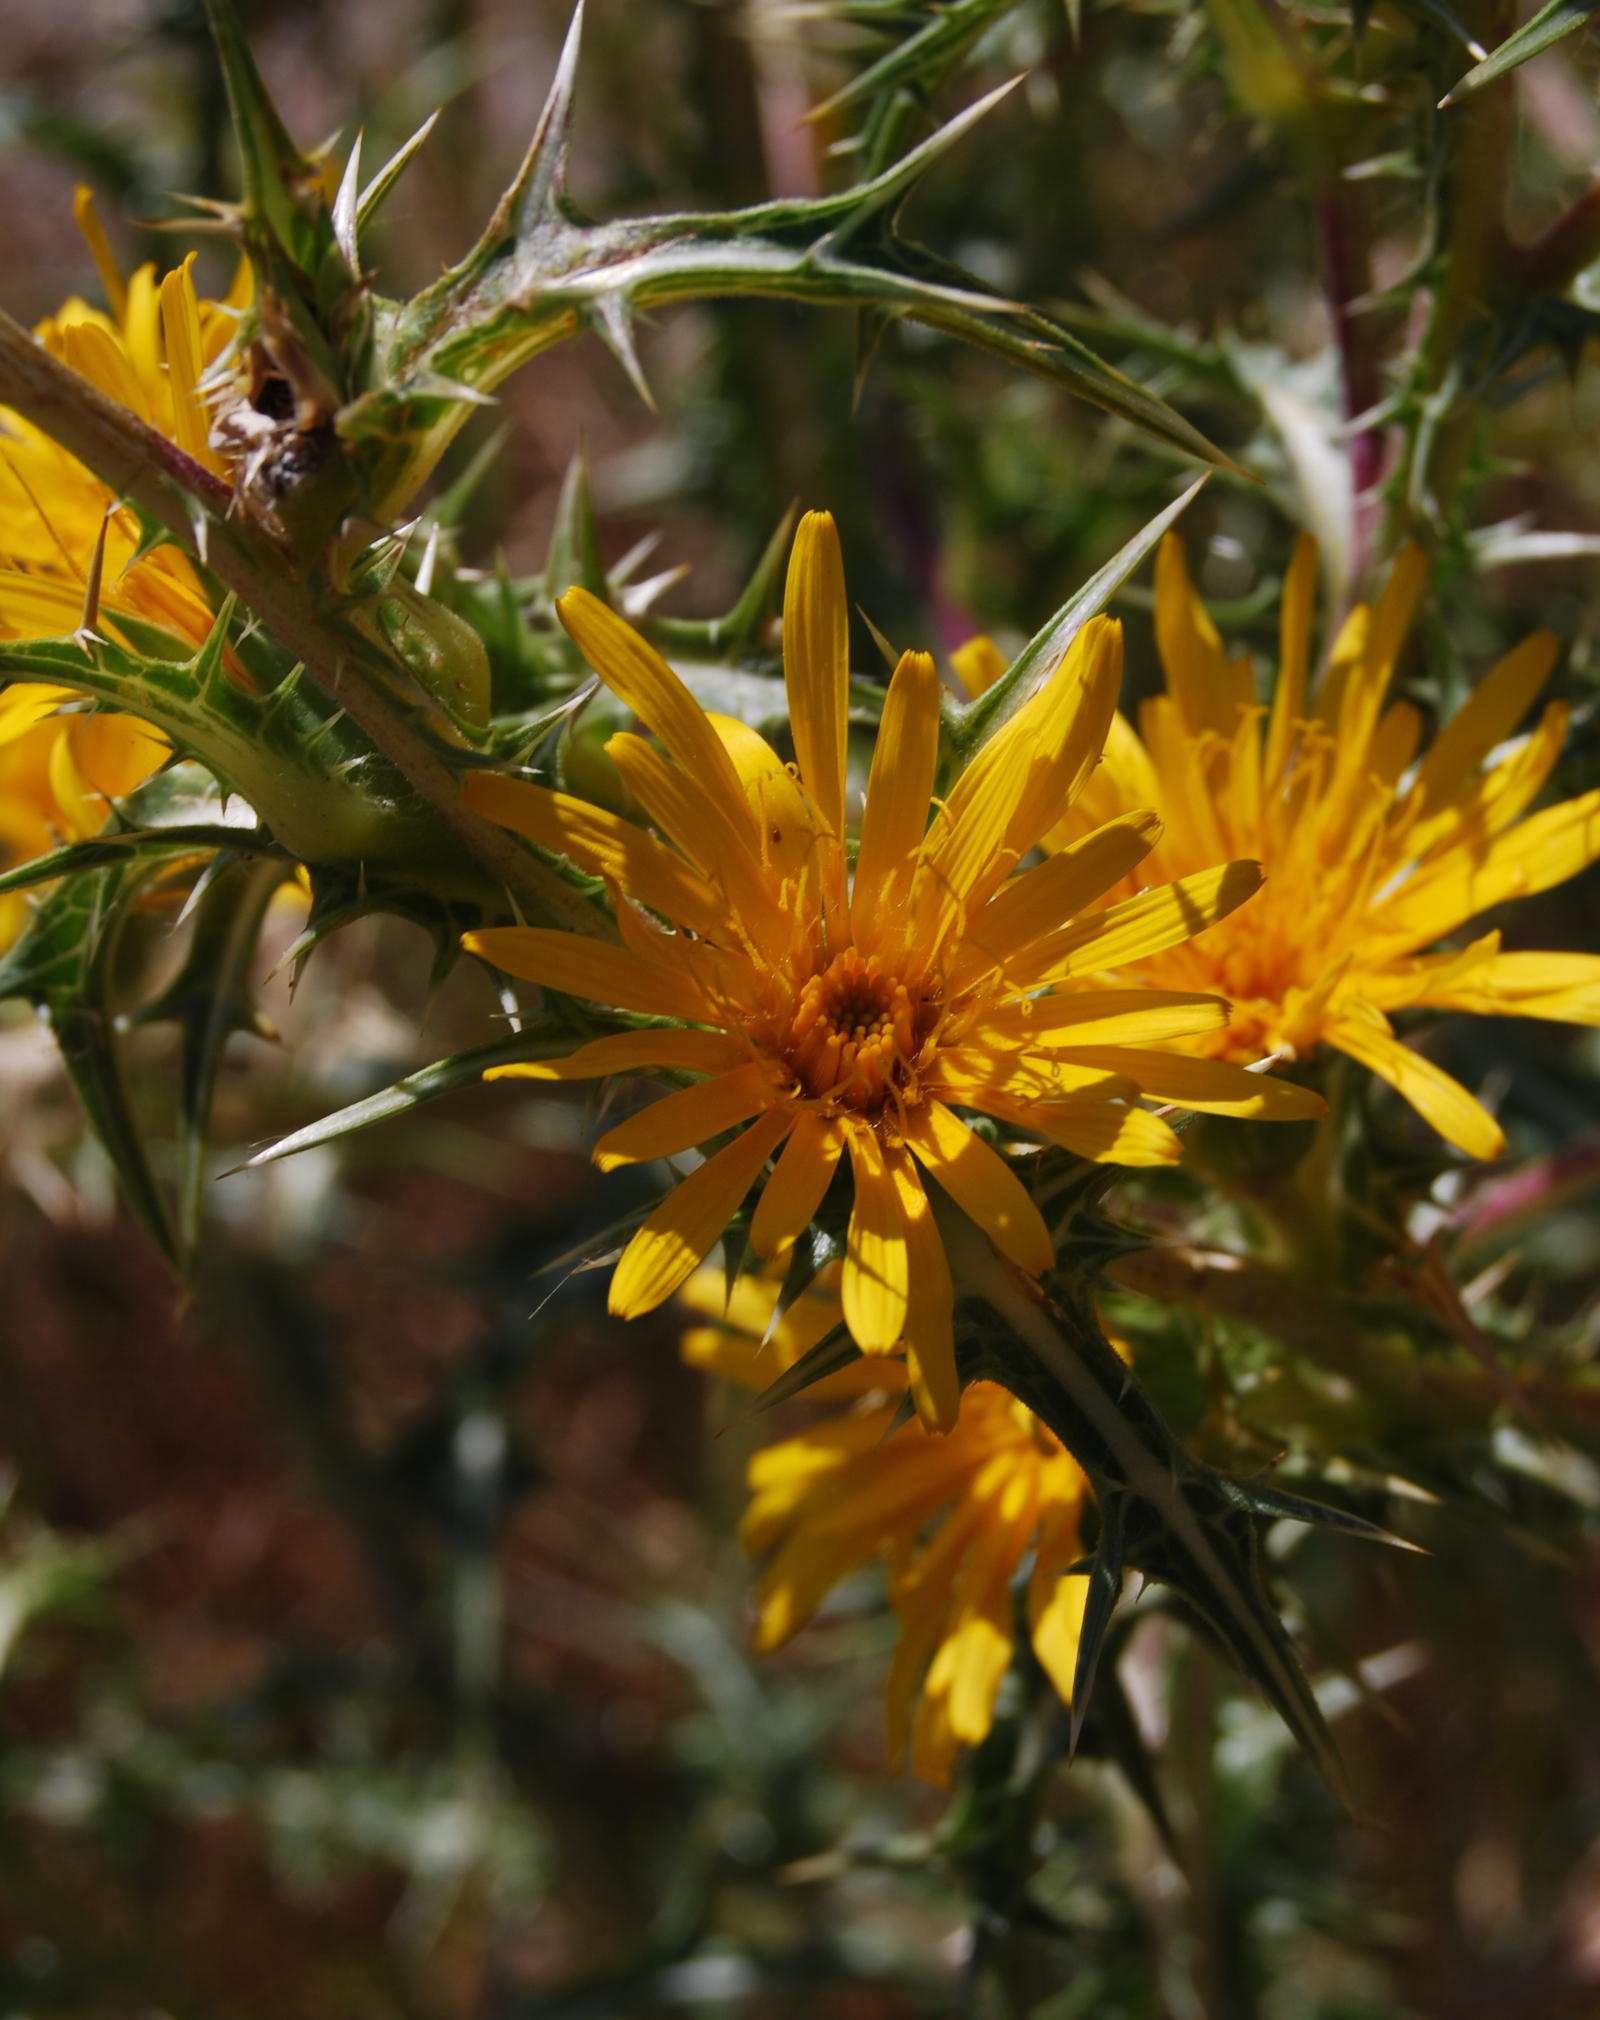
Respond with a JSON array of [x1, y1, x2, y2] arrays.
[[951, 634, 1007, 699], [1371, 786, 1600, 950], [462, 772, 725, 935], [1370, 700, 1422, 789], [62, 319, 151, 424], [1264, 530, 1317, 786], [903, 1100, 1053, 1277], [751, 1109, 846, 1256], [1429, 949, 1600, 1022], [1056, 1048, 1328, 1120], [964, 809, 1162, 974], [908, 627, 1126, 960], [998, 617, 1125, 864], [67, 711, 169, 802], [72, 187, 127, 323], [964, 1088, 1183, 1165], [942, 617, 1121, 871], [1365, 545, 1429, 695], [605, 732, 787, 945], [943, 1611, 1014, 1746], [0, 687, 72, 745], [890, 1149, 959, 1433], [610, 1108, 792, 1318], [975, 989, 1230, 1050], [47, 725, 102, 840], [462, 926, 711, 1023], [843, 1126, 909, 1352], [1031, 1570, 1090, 1706], [489, 1028, 745, 1084], [557, 586, 754, 837], [783, 512, 849, 842], [708, 713, 817, 884], [158, 255, 219, 472], [1021, 859, 1265, 986], [852, 649, 940, 951], [122, 263, 163, 403], [1031, 1102, 1183, 1164], [1406, 629, 1560, 821], [934, 1054, 1138, 1105], [1327, 1013, 1505, 1160], [782, 511, 850, 935], [591, 1060, 779, 1170], [1155, 532, 1227, 735]]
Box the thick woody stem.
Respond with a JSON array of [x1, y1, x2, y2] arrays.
[[0, 310, 612, 940]]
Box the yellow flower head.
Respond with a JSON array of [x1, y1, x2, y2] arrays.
[[1045, 533, 1600, 1162], [465, 513, 1322, 1426], [0, 191, 251, 941], [680, 1267, 1093, 1787], [2, 189, 244, 649]]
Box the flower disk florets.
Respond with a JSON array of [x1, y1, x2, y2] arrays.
[[788, 951, 926, 1112]]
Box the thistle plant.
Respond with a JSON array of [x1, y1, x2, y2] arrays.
[[4, 0, 1600, 2006]]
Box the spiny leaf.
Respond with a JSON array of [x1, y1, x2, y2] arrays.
[[0, 825, 280, 900], [1441, 0, 1596, 101], [720, 1321, 866, 1431], [544, 443, 608, 606], [812, 0, 1017, 118], [1069, 1488, 1129, 1758], [643, 505, 798, 659], [356, 110, 441, 237], [345, 62, 1235, 519], [0, 634, 494, 906], [950, 474, 1209, 756], [766, 1216, 849, 1345], [1080, 1655, 1178, 1855], [203, 0, 324, 269], [128, 851, 294, 1259], [940, 1206, 1357, 1807], [237, 1024, 575, 1170], [1221, 1472, 1426, 1552], [0, 865, 178, 1268]]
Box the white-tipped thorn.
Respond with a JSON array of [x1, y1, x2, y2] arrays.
[[415, 520, 442, 599], [334, 129, 363, 273]]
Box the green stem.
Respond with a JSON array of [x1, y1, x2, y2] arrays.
[[0, 311, 611, 940]]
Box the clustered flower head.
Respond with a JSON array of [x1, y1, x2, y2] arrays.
[[0, 196, 252, 941], [1044, 533, 1600, 1159], [680, 1268, 1093, 1786], [465, 512, 1323, 1427]]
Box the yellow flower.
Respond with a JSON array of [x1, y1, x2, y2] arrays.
[[1040, 534, 1600, 1161], [0, 693, 171, 945], [680, 1267, 1094, 1787], [1, 189, 244, 649], [0, 192, 253, 942], [463, 512, 1322, 1426]]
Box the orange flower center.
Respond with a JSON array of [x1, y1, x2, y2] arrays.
[[787, 949, 919, 1111]]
